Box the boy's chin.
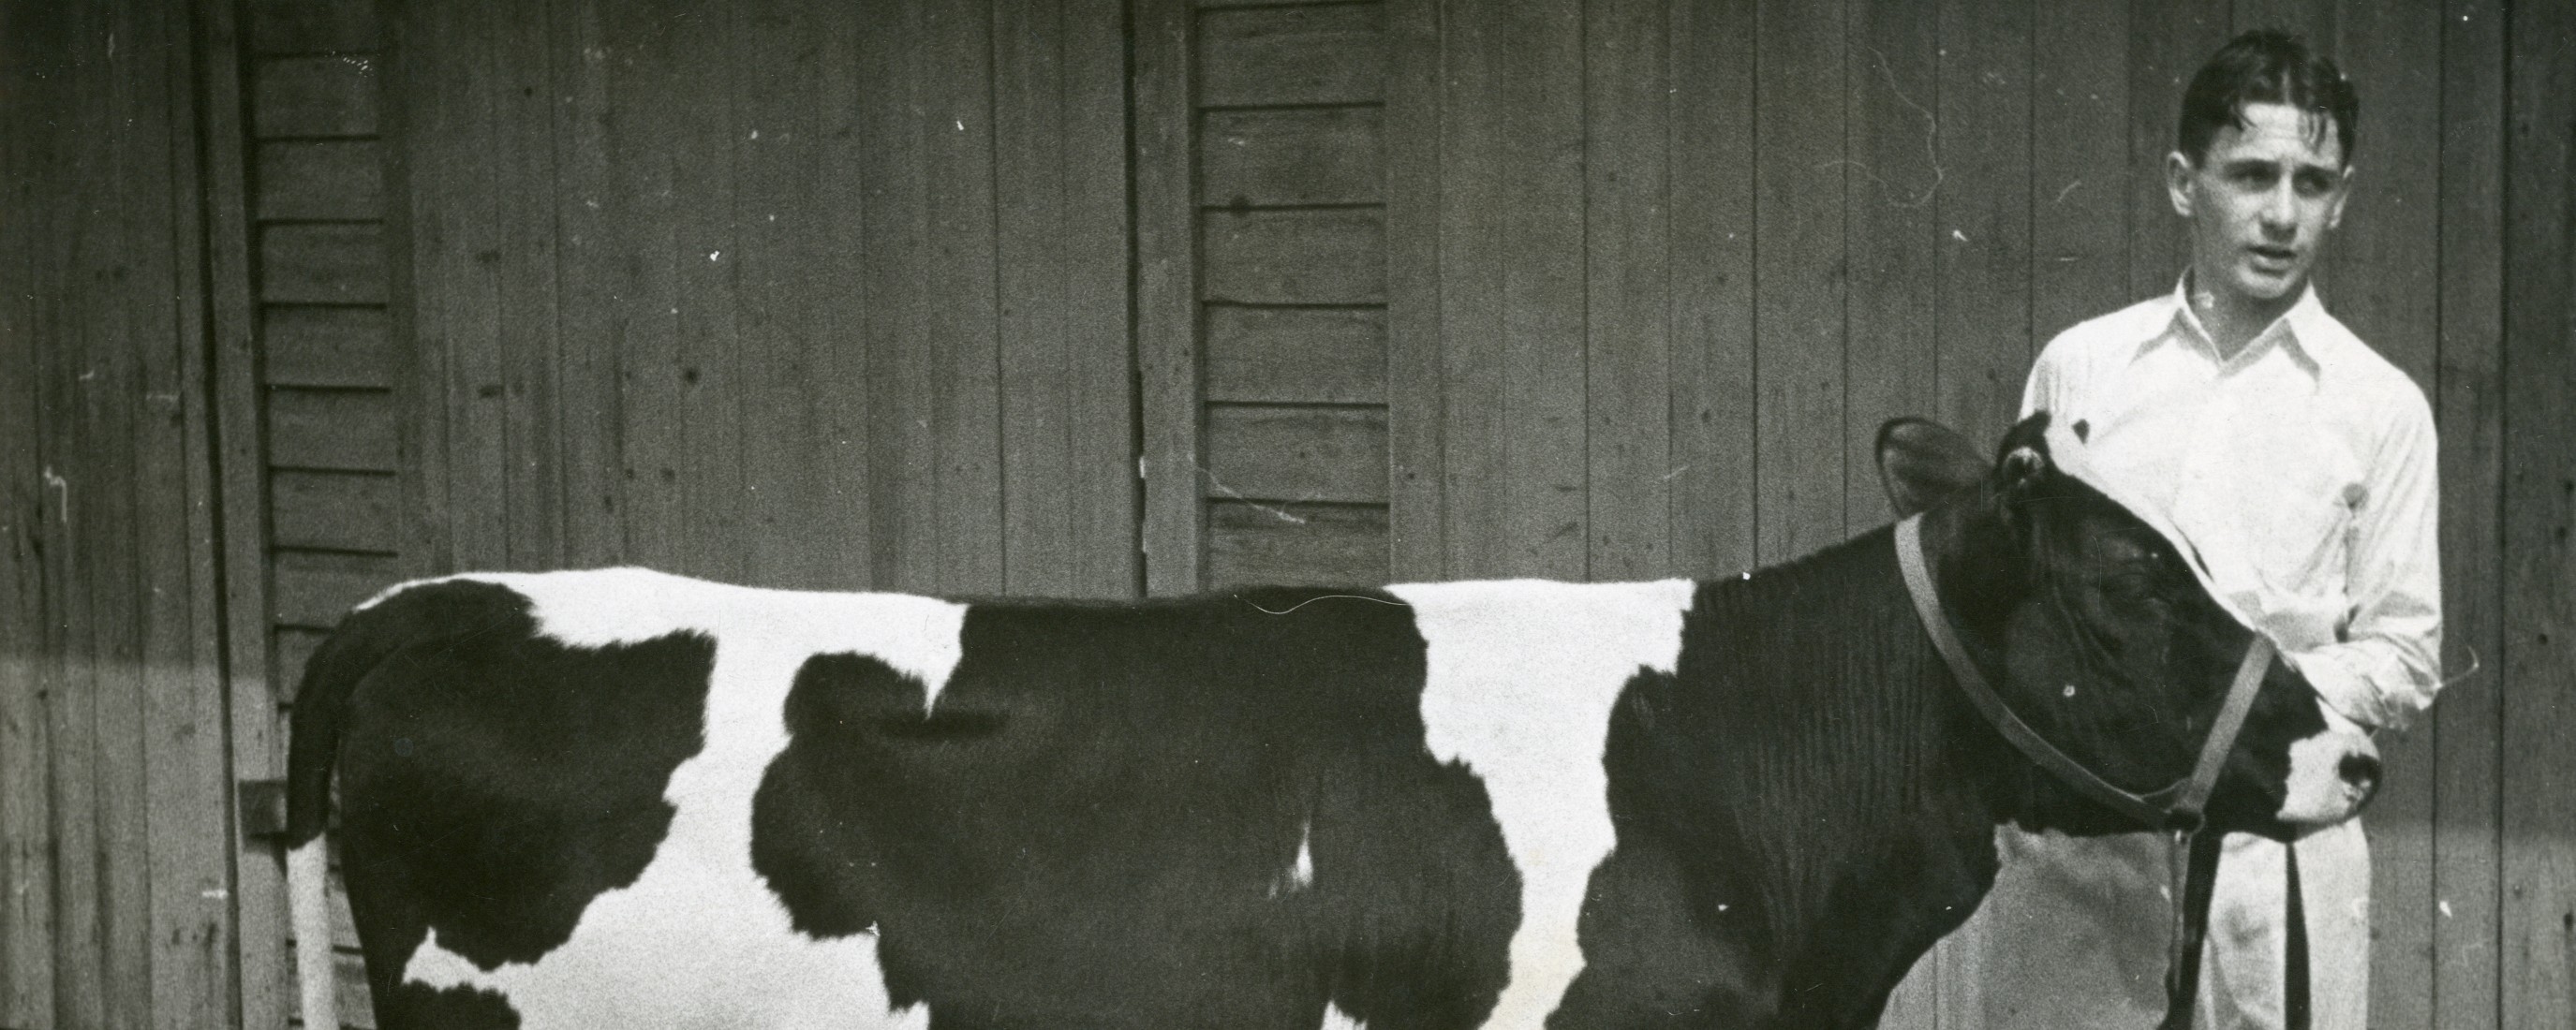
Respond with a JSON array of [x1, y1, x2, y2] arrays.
[[2224, 262, 2307, 302]]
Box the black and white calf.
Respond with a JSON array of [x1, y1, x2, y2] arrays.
[[284, 414, 2378, 1030]]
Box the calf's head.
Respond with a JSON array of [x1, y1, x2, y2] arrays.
[[1876, 414, 2378, 839]]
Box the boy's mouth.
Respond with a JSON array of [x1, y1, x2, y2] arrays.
[[2247, 244, 2299, 272]]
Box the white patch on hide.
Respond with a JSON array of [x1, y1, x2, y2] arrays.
[[1321, 1000, 1368, 1030], [394, 569, 962, 1028], [1387, 578, 1696, 1029], [2277, 698, 2376, 826]]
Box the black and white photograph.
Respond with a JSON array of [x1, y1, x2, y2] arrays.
[[1, 0, 2569, 1026]]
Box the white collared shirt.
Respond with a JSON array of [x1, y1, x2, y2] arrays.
[[2021, 281, 2443, 729]]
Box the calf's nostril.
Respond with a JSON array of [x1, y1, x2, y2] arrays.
[[2340, 752, 2382, 787]]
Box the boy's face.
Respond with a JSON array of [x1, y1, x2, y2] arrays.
[[2166, 102, 2352, 312]]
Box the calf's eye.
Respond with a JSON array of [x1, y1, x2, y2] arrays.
[[2100, 573, 2158, 602]]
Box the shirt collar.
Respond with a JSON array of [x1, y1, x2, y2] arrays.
[[2136, 274, 2326, 375]]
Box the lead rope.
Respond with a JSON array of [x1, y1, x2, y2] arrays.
[[2160, 825, 2226, 1030]]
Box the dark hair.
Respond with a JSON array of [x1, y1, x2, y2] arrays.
[[2176, 29, 2359, 166]]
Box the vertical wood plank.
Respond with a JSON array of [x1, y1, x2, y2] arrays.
[[549, 0, 629, 572], [39, 69, 107, 1009], [1666, 0, 1758, 579], [386, 0, 451, 581], [861, 0, 931, 592], [925, 0, 1001, 596], [1434, 0, 1503, 580], [603, 0, 687, 575], [1931, 0, 2030, 449], [85, 3, 158, 1020], [1840, 0, 1937, 537], [2433, 2, 2508, 1024], [994, 0, 1138, 599], [2029, 0, 2132, 345], [141, 1, 240, 1024], [1412, 0, 1587, 584], [732, 0, 873, 592], [2501, 6, 2576, 1028], [408, 0, 512, 573], [0, 4, 61, 1023], [205, 0, 295, 1021], [1431, 0, 1586, 581], [1134, 0, 1203, 594], [2319, 2, 2449, 1024], [0, 276, 52, 1030], [1497, 0, 1585, 581], [1383, 0, 1443, 582], [1062, 0, 1142, 597], [31, 14, 102, 1006], [2126, 0, 2229, 301], [0, 386, 51, 1022], [1753, 0, 1847, 566], [1843, 0, 1941, 1016], [1584, 0, 1671, 581], [2233, 0, 2335, 46], [1432, 0, 1587, 584], [2324, 0, 2436, 384], [493, 0, 566, 572], [728, 0, 810, 586], [671, 3, 746, 584], [863, 0, 988, 596], [995, 0, 1074, 596]]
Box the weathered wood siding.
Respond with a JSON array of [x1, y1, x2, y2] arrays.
[[0, 1, 2569, 1027], [384, 0, 1133, 600], [0, 1, 238, 1028], [2499, 3, 2576, 1026], [1130, 0, 2570, 1027], [1196, 3, 1399, 587], [221, 0, 400, 1023]]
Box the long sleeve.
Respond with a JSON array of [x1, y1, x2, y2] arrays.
[[2279, 390, 2444, 730]]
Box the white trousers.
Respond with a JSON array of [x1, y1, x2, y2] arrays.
[[1951, 818, 2371, 1030]]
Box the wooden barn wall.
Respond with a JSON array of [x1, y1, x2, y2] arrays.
[[1130, 0, 2569, 1028], [220, 0, 400, 1023], [0, 0, 240, 1027], [0, 0, 2569, 1027], [383, 0, 1134, 603]]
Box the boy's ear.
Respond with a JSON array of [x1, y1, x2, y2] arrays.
[[2166, 150, 2197, 217], [2327, 164, 2355, 230], [1876, 418, 1989, 518]]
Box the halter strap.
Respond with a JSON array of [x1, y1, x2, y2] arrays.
[[1893, 514, 2275, 831], [1896, 512, 2279, 1030]]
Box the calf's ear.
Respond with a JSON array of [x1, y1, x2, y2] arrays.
[[1876, 418, 1990, 517]]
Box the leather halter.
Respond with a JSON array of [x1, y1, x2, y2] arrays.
[[1895, 513, 2274, 832], [1895, 513, 2276, 1029]]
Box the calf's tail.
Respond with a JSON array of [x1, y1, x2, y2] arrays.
[[284, 581, 435, 1030]]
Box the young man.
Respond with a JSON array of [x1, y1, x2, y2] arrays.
[[1959, 29, 2443, 1030]]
